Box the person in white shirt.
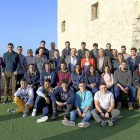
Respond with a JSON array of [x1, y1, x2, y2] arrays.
[[91, 82, 120, 127], [7, 78, 34, 117], [121, 45, 130, 60]]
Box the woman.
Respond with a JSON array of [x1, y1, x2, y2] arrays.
[[71, 64, 84, 91], [101, 65, 114, 93], [33, 48, 48, 74], [113, 53, 129, 71], [84, 64, 100, 96], [133, 63, 140, 110], [81, 50, 96, 73]]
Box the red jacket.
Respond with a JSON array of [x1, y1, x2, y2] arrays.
[[56, 70, 71, 86]]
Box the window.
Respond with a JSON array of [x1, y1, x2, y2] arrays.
[[91, 3, 99, 20], [62, 21, 65, 32]]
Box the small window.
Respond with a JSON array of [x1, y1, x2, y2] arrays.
[[91, 3, 99, 20], [62, 21, 65, 32]]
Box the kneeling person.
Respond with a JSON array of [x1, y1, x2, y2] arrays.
[[7, 78, 34, 117], [62, 81, 93, 128], [91, 82, 120, 127]]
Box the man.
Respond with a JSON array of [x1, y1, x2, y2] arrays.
[[40, 62, 56, 87], [91, 82, 120, 127], [56, 62, 71, 87], [121, 45, 130, 60], [91, 43, 99, 60], [62, 81, 93, 128], [35, 40, 49, 59], [0, 57, 3, 103], [127, 47, 140, 73], [49, 42, 56, 59], [62, 41, 71, 59], [65, 48, 81, 72], [51, 79, 75, 120], [32, 79, 55, 123], [7, 78, 34, 117], [111, 49, 118, 64], [96, 48, 112, 74], [25, 49, 34, 65], [17, 46, 28, 89], [2, 43, 20, 103], [114, 61, 137, 110], [105, 43, 113, 58], [77, 42, 88, 59], [49, 49, 64, 72]]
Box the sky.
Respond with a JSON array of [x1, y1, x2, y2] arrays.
[[0, 0, 57, 56]]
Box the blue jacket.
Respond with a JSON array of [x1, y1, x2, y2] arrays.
[[75, 89, 93, 109], [71, 72, 84, 87], [40, 69, 56, 87], [2, 51, 21, 72], [51, 86, 75, 104]]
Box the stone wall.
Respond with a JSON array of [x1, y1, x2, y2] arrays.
[[58, 0, 137, 54]]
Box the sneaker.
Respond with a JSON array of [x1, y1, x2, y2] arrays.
[[51, 113, 58, 120], [107, 120, 114, 127], [7, 109, 16, 113], [3, 98, 8, 104], [78, 122, 90, 128], [62, 120, 75, 126], [23, 111, 28, 117], [101, 121, 107, 127], [32, 109, 37, 117], [37, 116, 48, 123], [64, 113, 69, 120], [12, 100, 16, 103]]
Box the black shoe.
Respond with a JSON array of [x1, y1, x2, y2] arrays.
[[51, 113, 58, 120], [64, 113, 69, 120], [3, 98, 8, 104]]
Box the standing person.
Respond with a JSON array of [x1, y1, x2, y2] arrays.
[[35, 40, 49, 59], [114, 61, 137, 110], [91, 82, 120, 127], [96, 48, 112, 74], [33, 48, 48, 74], [77, 42, 88, 59], [62, 81, 93, 128], [91, 43, 99, 60], [2, 43, 20, 103], [84, 65, 100, 96], [65, 48, 81, 72], [49, 49, 64, 72], [101, 66, 114, 93], [0, 57, 3, 103], [81, 50, 96, 73], [121, 45, 130, 60], [16, 46, 28, 89], [111, 49, 118, 64], [49, 42, 56, 59], [105, 43, 113, 58], [62, 41, 71, 59], [25, 49, 34, 66]]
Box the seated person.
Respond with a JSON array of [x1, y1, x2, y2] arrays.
[[31, 79, 55, 123], [91, 82, 120, 127], [40, 62, 56, 87], [101, 65, 114, 93], [114, 61, 137, 110], [7, 78, 34, 117], [51, 79, 75, 120], [71, 64, 84, 91], [56, 62, 71, 87], [84, 64, 100, 96], [62, 81, 93, 128]]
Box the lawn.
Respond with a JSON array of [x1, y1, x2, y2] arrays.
[[0, 97, 140, 140]]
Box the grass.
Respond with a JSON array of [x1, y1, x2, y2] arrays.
[[0, 97, 140, 140]]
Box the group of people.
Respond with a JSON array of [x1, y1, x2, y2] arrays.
[[0, 40, 140, 128]]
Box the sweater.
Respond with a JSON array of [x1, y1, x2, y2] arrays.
[[49, 49, 55, 59], [105, 49, 113, 58], [77, 49, 88, 59], [35, 47, 49, 59], [133, 68, 140, 87], [62, 48, 71, 59]]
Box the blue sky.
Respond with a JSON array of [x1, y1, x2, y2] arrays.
[[0, 0, 57, 56]]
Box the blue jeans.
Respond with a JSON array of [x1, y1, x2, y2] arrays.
[[70, 108, 92, 123], [114, 85, 137, 102], [87, 86, 99, 96], [34, 95, 50, 117]]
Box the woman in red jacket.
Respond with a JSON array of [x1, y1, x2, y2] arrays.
[[81, 50, 96, 73]]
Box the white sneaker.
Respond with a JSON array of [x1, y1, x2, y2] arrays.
[[37, 116, 48, 123], [23, 111, 28, 117], [32, 109, 37, 117], [78, 122, 90, 128]]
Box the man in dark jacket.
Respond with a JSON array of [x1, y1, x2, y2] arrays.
[[35, 40, 49, 59], [62, 41, 71, 59], [105, 43, 113, 58]]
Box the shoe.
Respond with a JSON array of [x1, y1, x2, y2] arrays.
[[64, 113, 69, 120], [116, 102, 121, 110], [12, 100, 16, 103], [107, 120, 114, 127], [128, 102, 133, 111], [62, 120, 75, 126], [7, 109, 16, 113], [37, 116, 48, 123], [78, 122, 90, 128], [51, 113, 58, 120], [32, 109, 37, 117], [101, 121, 107, 127], [23, 111, 28, 117], [3, 98, 8, 104]]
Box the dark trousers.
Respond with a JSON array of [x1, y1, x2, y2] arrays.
[[16, 74, 24, 89]]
